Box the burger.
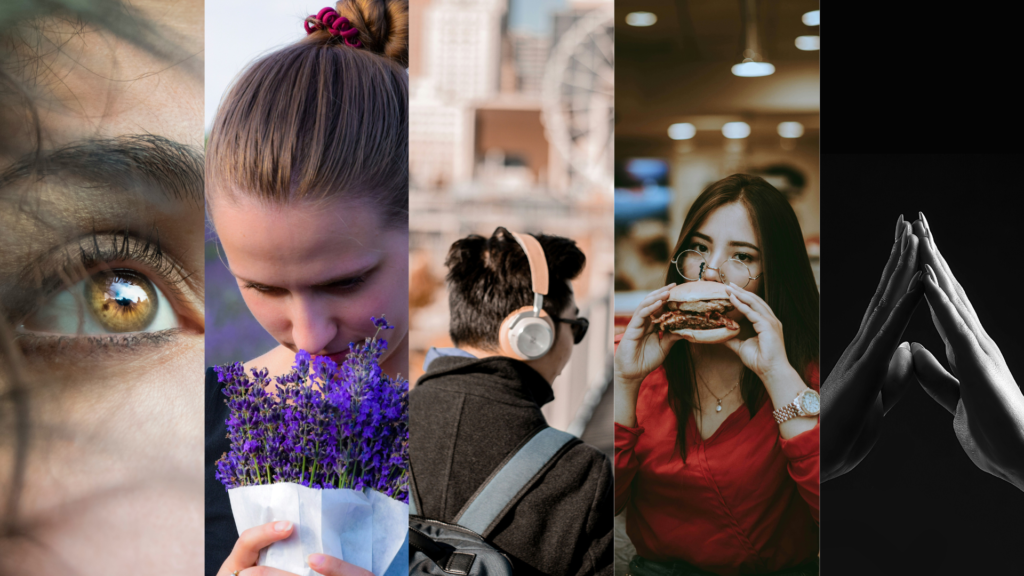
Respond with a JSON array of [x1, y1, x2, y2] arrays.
[[651, 281, 741, 344]]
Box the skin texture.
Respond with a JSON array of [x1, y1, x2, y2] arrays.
[[209, 195, 409, 380], [460, 284, 580, 385], [911, 216, 1024, 491], [614, 201, 817, 441], [820, 216, 923, 482], [0, 0, 204, 573]]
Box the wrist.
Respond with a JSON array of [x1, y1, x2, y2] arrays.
[[761, 362, 800, 387]]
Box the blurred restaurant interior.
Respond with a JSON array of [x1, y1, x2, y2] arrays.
[[612, 0, 819, 569], [614, 0, 819, 314]]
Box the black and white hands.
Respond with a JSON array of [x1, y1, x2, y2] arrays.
[[910, 216, 1024, 491], [822, 216, 923, 481], [824, 213, 1024, 491]]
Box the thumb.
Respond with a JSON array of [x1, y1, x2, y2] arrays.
[[881, 342, 915, 415], [723, 336, 744, 356], [911, 342, 960, 415]]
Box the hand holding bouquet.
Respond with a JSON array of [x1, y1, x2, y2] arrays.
[[215, 317, 408, 576]]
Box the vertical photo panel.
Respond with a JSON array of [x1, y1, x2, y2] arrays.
[[0, 0, 205, 573], [204, 1, 410, 575], [613, 1, 820, 575], [407, 0, 615, 574], [819, 154, 1024, 574]]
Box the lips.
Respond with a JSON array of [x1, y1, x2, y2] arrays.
[[319, 349, 350, 365]]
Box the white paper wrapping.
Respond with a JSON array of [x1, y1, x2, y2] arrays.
[[229, 483, 409, 576]]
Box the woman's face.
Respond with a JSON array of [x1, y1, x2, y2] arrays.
[[211, 195, 410, 374], [0, 0, 204, 573], [682, 201, 763, 325]]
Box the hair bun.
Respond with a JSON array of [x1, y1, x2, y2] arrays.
[[329, 0, 408, 67]]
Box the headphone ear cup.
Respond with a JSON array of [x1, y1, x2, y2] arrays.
[[498, 306, 556, 360]]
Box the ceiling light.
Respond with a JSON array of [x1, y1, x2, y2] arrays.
[[626, 12, 657, 27], [722, 122, 751, 139], [802, 10, 819, 26], [795, 35, 820, 51], [668, 123, 696, 140], [732, 61, 775, 77], [733, 0, 774, 77], [777, 122, 804, 138]]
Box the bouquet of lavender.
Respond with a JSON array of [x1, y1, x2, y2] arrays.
[[215, 317, 409, 576]]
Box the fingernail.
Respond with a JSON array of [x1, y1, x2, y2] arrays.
[[309, 554, 324, 567], [895, 214, 904, 240], [925, 263, 935, 278], [899, 341, 910, 350], [907, 270, 921, 292], [901, 227, 909, 251], [275, 521, 292, 532]]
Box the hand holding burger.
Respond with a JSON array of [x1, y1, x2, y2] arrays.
[[651, 281, 741, 344], [720, 281, 792, 381]]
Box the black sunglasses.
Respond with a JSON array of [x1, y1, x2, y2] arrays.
[[551, 315, 589, 345]]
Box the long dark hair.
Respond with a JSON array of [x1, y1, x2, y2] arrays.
[[663, 174, 818, 459]]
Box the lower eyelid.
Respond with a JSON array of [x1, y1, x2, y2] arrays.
[[14, 328, 182, 359]]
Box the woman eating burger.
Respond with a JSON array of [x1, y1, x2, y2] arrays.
[[614, 174, 820, 576]]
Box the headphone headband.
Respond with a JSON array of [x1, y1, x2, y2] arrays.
[[509, 231, 549, 296]]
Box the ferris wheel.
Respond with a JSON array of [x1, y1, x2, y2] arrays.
[[541, 7, 614, 192]]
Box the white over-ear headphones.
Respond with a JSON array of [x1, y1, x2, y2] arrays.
[[497, 231, 556, 360]]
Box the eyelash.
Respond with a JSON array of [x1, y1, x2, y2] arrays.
[[14, 229, 193, 354], [689, 242, 755, 262], [243, 275, 367, 295]]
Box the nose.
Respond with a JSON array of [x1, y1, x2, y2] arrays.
[[701, 257, 725, 283], [288, 296, 337, 354]]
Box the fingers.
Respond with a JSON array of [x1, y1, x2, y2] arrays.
[[308, 554, 374, 576], [858, 272, 923, 370], [921, 264, 978, 352], [911, 342, 961, 414], [725, 289, 773, 335], [857, 216, 910, 337], [859, 229, 920, 352], [726, 282, 778, 322], [916, 214, 983, 334], [881, 342, 916, 415], [219, 521, 294, 576], [623, 284, 676, 337]]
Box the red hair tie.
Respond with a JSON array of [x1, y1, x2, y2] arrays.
[[304, 7, 363, 48]]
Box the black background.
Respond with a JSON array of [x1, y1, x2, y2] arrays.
[[820, 154, 1024, 574]]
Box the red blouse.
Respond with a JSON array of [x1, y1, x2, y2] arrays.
[[615, 363, 819, 575]]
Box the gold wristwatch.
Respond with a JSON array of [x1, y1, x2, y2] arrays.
[[773, 389, 820, 424]]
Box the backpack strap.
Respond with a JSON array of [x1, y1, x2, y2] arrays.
[[453, 426, 578, 537], [408, 458, 423, 516]]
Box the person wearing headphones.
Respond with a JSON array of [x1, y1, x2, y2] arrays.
[[409, 227, 612, 576]]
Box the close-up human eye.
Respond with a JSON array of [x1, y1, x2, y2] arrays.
[[689, 241, 709, 252], [19, 268, 178, 335], [734, 251, 755, 262]]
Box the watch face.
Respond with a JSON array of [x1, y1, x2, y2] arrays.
[[799, 390, 820, 414]]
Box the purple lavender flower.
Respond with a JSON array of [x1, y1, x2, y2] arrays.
[[215, 316, 409, 502]]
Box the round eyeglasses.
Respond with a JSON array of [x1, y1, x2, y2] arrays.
[[670, 249, 762, 288]]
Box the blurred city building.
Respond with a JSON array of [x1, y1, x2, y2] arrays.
[[409, 0, 614, 456], [612, 1, 820, 570]]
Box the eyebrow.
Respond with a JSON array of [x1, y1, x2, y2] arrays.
[[235, 263, 378, 290], [691, 232, 760, 252], [0, 134, 204, 206]]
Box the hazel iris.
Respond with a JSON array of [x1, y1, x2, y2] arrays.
[[85, 270, 158, 332]]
